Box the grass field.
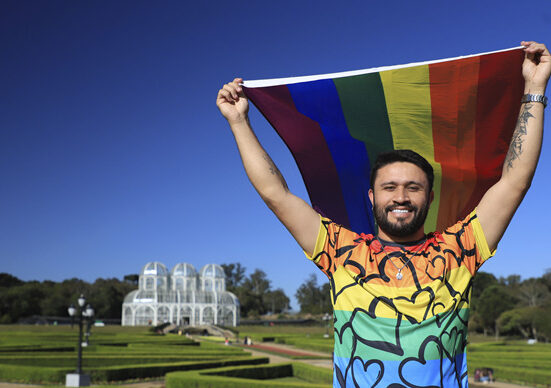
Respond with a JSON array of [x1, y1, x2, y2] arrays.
[[0, 324, 270, 385], [1, 325, 551, 386], [238, 326, 551, 386], [237, 324, 334, 354], [233, 325, 551, 386]]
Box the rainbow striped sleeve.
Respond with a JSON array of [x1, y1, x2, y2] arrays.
[[243, 47, 524, 234]]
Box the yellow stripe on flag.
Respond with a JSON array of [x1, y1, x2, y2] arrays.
[[379, 66, 442, 233]]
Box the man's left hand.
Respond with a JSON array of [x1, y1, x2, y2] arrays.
[[521, 41, 551, 94]]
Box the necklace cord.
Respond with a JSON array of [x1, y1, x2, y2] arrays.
[[376, 237, 426, 278]]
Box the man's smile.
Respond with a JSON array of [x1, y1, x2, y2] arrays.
[[386, 205, 416, 218]]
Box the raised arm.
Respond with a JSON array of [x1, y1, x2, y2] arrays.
[[217, 78, 320, 255], [477, 41, 550, 251]]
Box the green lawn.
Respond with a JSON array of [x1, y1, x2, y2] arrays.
[[467, 339, 551, 386], [0, 325, 267, 384], [1, 325, 551, 387], [237, 324, 334, 353], [239, 326, 551, 386]]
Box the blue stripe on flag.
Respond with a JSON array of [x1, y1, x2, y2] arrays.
[[287, 79, 374, 233]]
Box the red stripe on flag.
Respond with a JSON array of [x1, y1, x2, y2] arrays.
[[462, 50, 525, 215]]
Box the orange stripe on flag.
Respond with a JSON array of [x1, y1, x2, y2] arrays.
[[430, 57, 480, 230]]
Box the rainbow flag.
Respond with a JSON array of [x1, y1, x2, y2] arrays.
[[243, 47, 524, 234]]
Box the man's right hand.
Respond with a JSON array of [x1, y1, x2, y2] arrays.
[[216, 77, 249, 125], [217, 77, 320, 257]]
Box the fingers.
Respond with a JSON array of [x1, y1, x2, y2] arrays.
[[520, 41, 550, 68], [217, 78, 244, 104], [521, 41, 549, 56]]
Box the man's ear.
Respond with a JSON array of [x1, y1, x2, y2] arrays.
[[368, 188, 374, 207], [429, 190, 434, 205]]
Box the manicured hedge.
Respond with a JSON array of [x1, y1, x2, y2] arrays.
[[88, 356, 270, 382], [0, 364, 72, 384], [291, 363, 333, 383], [166, 362, 333, 388], [275, 337, 333, 354], [0, 356, 269, 384], [468, 356, 551, 369], [202, 363, 294, 380], [0, 345, 74, 352], [0, 354, 247, 367], [0, 325, 271, 384]]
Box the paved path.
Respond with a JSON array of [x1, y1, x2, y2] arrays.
[[240, 341, 333, 369]]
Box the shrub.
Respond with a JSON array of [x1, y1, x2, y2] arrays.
[[166, 362, 332, 388]]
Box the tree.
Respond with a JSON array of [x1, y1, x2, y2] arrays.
[[295, 274, 331, 314], [471, 271, 497, 300], [222, 265, 291, 317], [518, 278, 550, 307], [532, 304, 551, 342], [264, 288, 290, 314], [39, 281, 67, 317], [320, 282, 332, 313], [502, 274, 521, 288], [0, 281, 45, 323], [474, 284, 517, 337], [470, 272, 499, 331], [123, 274, 139, 286], [497, 306, 539, 338], [89, 277, 135, 319], [221, 263, 246, 291], [0, 273, 23, 288], [239, 269, 271, 316]]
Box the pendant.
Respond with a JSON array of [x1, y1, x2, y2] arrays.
[[396, 271, 403, 280]]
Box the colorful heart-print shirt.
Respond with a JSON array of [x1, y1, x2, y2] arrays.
[[306, 210, 494, 387]]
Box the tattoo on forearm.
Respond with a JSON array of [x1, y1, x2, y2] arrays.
[[262, 154, 289, 191], [505, 103, 534, 170]]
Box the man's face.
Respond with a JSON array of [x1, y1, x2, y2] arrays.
[[369, 162, 433, 240]]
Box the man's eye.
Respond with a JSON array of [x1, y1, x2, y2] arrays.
[[408, 186, 420, 191], [383, 186, 395, 191]]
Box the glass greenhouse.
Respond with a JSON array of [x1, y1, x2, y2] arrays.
[[122, 262, 239, 327]]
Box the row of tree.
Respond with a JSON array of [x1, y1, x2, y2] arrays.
[[0, 273, 137, 324], [470, 270, 551, 341], [290, 269, 551, 342], [3, 265, 551, 342], [221, 263, 290, 317], [290, 270, 551, 342], [0, 263, 304, 322]]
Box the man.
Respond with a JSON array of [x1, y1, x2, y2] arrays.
[[217, 41, 549, 386]]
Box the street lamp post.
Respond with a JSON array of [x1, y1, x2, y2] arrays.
[[66, 294, 94, 387]]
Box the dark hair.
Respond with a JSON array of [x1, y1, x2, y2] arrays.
[[370, 149, 434, 192]]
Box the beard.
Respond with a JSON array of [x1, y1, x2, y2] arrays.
[[373, 197, 430, 238]]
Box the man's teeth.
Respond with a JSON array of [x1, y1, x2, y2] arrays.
[[392, 209, 409, 213]]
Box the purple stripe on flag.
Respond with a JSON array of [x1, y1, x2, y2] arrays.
[[243, 85, 350, 227]]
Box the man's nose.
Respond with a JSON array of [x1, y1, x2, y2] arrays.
[[393, 187, 409, 203]]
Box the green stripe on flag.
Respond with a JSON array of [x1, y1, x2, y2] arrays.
[[333, 73, 394, 168]]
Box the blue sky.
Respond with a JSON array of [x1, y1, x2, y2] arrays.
[[1, 0, 550, 309]]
